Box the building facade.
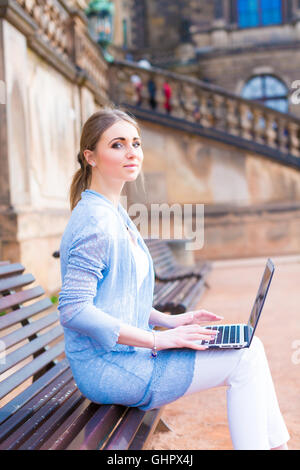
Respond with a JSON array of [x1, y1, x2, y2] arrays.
[[127, 0, 300, 118]]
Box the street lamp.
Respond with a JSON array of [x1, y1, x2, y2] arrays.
[[85, 0, 115, 62]]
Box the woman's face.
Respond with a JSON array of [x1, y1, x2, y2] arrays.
[[92, 120, 143, 182]]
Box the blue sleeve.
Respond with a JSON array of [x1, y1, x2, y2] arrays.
[[58, 228, 122, 352]]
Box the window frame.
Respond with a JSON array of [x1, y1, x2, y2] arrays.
[[230, 0, 293, 29], [241, 73, 289, 113]]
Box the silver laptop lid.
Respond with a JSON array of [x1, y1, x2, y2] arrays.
[[247, 258, 275, 346]]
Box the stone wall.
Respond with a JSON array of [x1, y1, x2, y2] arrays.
[[126, 118, 300, 260], [0, 1, 109, 293]]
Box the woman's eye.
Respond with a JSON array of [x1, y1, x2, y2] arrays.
[[112, 142, 141, 148]]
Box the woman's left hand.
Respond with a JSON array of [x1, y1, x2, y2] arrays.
[[167, 309, 223, 329]]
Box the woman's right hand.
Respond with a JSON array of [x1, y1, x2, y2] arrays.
[[154, 324, 218, 351]]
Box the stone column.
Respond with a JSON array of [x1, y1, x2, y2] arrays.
[[0, 18, 32, 263]]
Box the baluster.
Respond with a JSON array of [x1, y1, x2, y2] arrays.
[[120, 69, 134, 104], [252, 109, 265, 145], [287, 121, 300, 157], [198, 92, 211, 128], [169, 80, 185, 119], [265, 114, 277, 149], [277, 119, 289, 153], [154, 75, 167, 114], [212, 94, 225, 131], [139, 70, 151, 109], [239, 102, 253, 140], [225, 99, 239, 136], [181, 83, 198, 122]]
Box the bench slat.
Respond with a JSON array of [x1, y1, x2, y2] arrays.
[[0, 358, 69, 426], [0, 368, 73, 442], [0, 298, 53, 331], [173, 278, 206, 314], [0, 264, 25, 279], [104, 407, 147, 450], [66, 404, 127, 450], [128, 407, 163, 450], [0, 324, 63, 375], [39, 399, 100, 450], [0, 341, 65, 401], [0, 273, 36, 292], [0, 286, 45, 311], [0, 378, 79, 450], [1, 311, 60, 349], [19, 390, 84, 450]]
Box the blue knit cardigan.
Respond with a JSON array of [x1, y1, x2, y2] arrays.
[[58, 189, 196, 410]]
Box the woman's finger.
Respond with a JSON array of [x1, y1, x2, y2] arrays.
[[180, 340, 208, 351], [187, 334, 215, 342], [180, 324, 217, 335]]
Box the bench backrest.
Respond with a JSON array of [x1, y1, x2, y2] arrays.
[[143, 239, 178, 277], [0, 261, 64, 413]]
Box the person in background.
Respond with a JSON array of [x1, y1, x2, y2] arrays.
[[163, 81, 172, 114]]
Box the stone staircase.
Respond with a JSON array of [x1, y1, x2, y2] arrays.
[[108, 59, 300, 171]]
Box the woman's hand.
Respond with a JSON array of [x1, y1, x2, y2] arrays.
[[167, 308, 224, 329], [154, 323, 218, 351]]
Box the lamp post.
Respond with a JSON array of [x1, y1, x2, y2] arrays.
[[85, 0, 115, 62]]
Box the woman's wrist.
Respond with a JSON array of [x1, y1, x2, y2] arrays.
[[149, 308, 175, 329], [151, 330, 158, 357]]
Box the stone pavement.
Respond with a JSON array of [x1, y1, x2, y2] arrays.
[[146, 255, 300, 450]]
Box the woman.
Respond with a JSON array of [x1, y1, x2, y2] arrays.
[[58, 106, 290, 450]]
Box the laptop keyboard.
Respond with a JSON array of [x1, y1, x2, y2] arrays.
[[202, 325, 249, 345]]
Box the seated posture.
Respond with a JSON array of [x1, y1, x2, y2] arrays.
[[58, 107, 290, 450]]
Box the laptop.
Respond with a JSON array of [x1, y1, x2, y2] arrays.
[[197, 258, 275, 349]]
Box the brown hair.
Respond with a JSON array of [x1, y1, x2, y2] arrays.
[[69, 105, 145, 211]]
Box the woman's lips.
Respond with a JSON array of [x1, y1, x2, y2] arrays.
[[124, 164, 138, 168]]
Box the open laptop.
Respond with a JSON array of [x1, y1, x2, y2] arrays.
[[197, 258, 275, 349]]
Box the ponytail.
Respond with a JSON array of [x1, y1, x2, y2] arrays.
[[69, 151, 92, 211]]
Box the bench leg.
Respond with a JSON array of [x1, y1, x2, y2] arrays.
[[154, 417, 173, 434]]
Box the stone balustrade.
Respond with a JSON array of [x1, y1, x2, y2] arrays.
[[109, 59, 300, 159], [16, 0, 71, 59], [11, 0, 108, 102]]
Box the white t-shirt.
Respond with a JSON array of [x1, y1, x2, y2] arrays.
[[126, 226, 149, 290]]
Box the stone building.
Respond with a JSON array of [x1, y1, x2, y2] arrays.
[[128, 0, 300, 118], [0, 0, 300, 295]]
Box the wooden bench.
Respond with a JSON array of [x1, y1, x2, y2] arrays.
[[0, 261, 170, 450], [143, 238, 211, 282], [144, 239, 211, 314]]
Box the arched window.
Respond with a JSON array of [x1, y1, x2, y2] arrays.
[[237, 0, 283, 28], [241, 75, 288, 113]]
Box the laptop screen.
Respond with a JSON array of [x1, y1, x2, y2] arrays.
[[247, 258, 275, 345]]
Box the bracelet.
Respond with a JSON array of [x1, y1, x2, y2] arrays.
[[151, 330, 157, 358]]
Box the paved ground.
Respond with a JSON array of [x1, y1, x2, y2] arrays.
[[146, 255, 300, 450]]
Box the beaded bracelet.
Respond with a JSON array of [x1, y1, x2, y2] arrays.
[[151, 330, 157, 358]]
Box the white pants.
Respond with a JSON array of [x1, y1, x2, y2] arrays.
[[183, 336, 290, 450]]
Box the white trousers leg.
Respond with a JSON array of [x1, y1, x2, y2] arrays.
[[183, 336, 290, 450]]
